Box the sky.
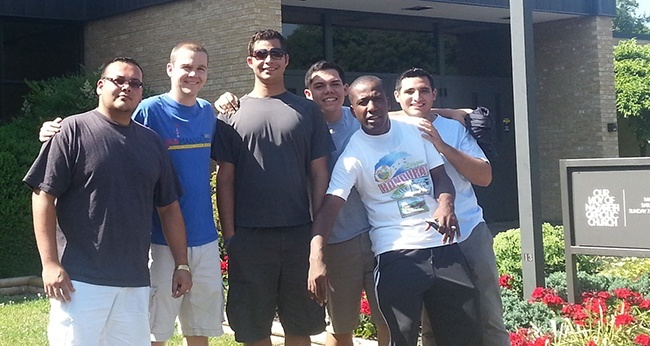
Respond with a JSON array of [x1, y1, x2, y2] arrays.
[[637, 1, 650, 17]]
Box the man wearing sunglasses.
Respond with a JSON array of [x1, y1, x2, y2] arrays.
[[212, 29, 334, 346], [24, 57, 191, 346], [38, 43, 224, 346]]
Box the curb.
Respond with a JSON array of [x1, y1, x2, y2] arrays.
[[0, 276, 44, 296]]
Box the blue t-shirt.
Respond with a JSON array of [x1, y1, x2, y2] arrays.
[[327, 107, 371, 244], [133, 94, 218, 246]]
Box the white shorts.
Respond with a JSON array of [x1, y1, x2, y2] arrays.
[[48, 280, 149, 346], [149, 241, 225, 341]]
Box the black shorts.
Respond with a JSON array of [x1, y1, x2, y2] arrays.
[[375, 244, 481, 346], [225, 224, 325, 343]]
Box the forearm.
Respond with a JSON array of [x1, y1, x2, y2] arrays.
[[433, 108, 471, 124], [32, 190, 60, 266], [157, 201, 189, 266], [436, 143, 492, 187], [310, 156, 330, 214], [216, 162, 236, 240], [430, 165, 455, 205]]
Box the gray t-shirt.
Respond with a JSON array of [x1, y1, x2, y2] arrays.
[[23, 110, 179, 287], [327, 107, 371, 244], [212, 92, 334, 228]]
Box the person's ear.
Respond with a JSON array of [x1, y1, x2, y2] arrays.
[[304, 88, 313, 100]]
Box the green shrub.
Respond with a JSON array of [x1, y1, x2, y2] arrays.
[[0, 69, 102, 278], [501, 287, 558, 332], [493, 223, 605, 294]]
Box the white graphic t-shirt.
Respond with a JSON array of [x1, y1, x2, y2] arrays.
[[327, 116, 446, 255]]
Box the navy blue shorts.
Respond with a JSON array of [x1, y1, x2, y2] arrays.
[[375, 244, 481, 346]]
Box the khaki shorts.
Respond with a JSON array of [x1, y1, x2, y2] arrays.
[[149, 241, 225, 341], [324, 232, 386, 334]]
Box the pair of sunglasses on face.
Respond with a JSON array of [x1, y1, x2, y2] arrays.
[[101, 76, 144, 89], [251, 48, 287, 61]]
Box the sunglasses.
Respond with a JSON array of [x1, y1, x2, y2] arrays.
[[102, 76, 144, 89], [251, 48, 287, 61]]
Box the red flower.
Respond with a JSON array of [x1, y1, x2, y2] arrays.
[[499, 274, 514, 289], [359, 292, 371, 316], [220, 255, 229, 275], [640, 299, 650, 310], [635, 334, 650, 346], [614, 313, 635, 327], [531, 287, 546, 300], [585, 341, 597, 346], [613, 288, 643, 305], [541, 292, 565, 307]]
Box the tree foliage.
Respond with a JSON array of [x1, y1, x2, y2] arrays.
[[614, 0, 650, 35], [614, 39, 650, 155]]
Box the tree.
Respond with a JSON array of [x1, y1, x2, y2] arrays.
[[614, 0, 650, 35], [614, 39, 650, 155]]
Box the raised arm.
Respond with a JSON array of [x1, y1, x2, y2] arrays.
[[157, 201, 192, 298], [32, 188, 75, 301], [213, 92, 240, 115], [417, 118, 492, 187]]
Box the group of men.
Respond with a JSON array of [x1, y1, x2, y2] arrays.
[[26, 28, 509, 346]]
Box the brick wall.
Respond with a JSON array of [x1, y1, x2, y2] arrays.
[[84, 0, 282, 101], [534, 16, 618, 221]]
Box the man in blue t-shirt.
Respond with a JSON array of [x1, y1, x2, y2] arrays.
[[39, 43, 223, 346]]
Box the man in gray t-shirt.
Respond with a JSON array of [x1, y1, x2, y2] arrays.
[[23, 57, 191, 346], [212, 29, 333, 345]]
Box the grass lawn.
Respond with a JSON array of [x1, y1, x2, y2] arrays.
[[0, 294, 240, 346]]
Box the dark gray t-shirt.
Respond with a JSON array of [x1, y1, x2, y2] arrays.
[[212, 92, 334, 228], [23, 110, 179, 287]]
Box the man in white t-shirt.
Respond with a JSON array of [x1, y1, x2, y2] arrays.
[[308, 75, 480, 346], [393, 67, 509, 346]]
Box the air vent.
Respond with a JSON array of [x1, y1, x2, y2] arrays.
[[402, 6, 432, 11]]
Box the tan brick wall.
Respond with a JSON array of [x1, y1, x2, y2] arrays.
[[534, 16, 618, 221], [84, 0, 282, 101]]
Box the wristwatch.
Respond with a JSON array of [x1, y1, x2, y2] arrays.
[[175, 264, 191, 273]]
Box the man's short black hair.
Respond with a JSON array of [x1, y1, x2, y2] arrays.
[[395, 68, 435, 92], [304, 60, 345, 88], [101, 57, 143, 78]]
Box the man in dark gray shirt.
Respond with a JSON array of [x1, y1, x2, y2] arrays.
[[24, 57, 191, 346], [212, 29, 333, 346]]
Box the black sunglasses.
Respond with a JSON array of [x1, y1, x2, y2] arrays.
[[251, 48, 286, 61], [102, 76, 144, 89]]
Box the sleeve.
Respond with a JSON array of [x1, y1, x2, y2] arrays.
[[131, 103, 147, 126], [326, 145, 361, 201], [457, 126, 489, 163], [211, 117, 240, 164], [309, 102, 335, 161], [23, 121, 76, 197]]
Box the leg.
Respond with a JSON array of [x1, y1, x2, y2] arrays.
[[48, 281, 114, 346], [459, 223, 510, 346], [323, 233, 368, 346], [419, 308, 437, 346], [178, 241, 225, 344], [375, 250, 431, 346], [423, 244, 481, 346], [227, 227, 282, 343], [103, 286, 150, 346], [149, 244, 184, 342], [359, 232, 388, 346], [277, 224, 325, 339]]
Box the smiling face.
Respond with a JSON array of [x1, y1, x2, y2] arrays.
[[395, 76, 436, 119], [167, 47, 208, 102], [96, 61, 143, 119], [304, 69, 348, 114], [349, 78, 390, 136], [246, 39, 288, 84]]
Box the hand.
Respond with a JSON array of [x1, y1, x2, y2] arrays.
[[307, 257, 328, 306], [431, 208, 460, 244], [42, 262, 75, 302], [213, 92, 239, 116], [39, 117, 63, 143], [417, 118, 444, 149], [171, 268, 192, 298]]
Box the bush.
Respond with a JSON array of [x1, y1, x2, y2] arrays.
[[493, 223, 605, 294], [0, 68, 102, 278]]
